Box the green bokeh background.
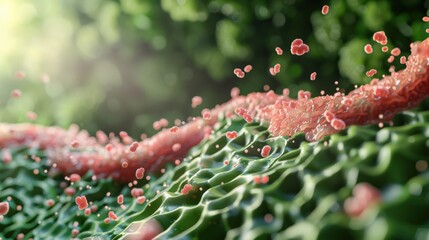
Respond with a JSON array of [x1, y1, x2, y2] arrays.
[[0, 0, 427, 137]]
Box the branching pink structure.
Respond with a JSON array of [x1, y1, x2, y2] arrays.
[[1, 38, 429, 182]]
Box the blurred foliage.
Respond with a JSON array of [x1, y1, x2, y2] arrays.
[[0, 0, 427, 137]]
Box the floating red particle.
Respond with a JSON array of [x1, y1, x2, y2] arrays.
[[109, 211, 118, 221], [170, 126, 179, 133], [70, 140, 79, 148], [10, 89, 22, 99], [26, 111, 37, 121], [15, 71, 26, 79], [261, 175, 269, 184], [172, 143, 181, 152], [0, 202, 9, 215], [269, 67, 276, 76], [324, 111, 335, 122], [129, 141, 139, 152], [191, 96, 203, 108], [117, 195, 124, 205], [46, 199, 55, 207], [366, 69, 377, 77], [423, 16, 429, 22], [71, 229, 79, 237], [381, 46, 389, 52], [344, 183, 380, 218], [75, 196, 88, 210], [387, 55, 395, 63], [244, 65, 253, 73], [390, 47, 401, 56], [373, 31, 388, 45], [230, 87, 240, 98], [273, 64, 281, 74], [202, 110, 211, 120], [275, 47, 283, 55], [233, 68, 245, 78], [400, 56, 406, 64], [181, 184, 193, 195], [64, 187, 76, 196], [243, 114, 253, 123], [136, 196, 146, 204], [226, 131, 238, 139], [135, 168, 145, 180], [330, 118, 346, 130], [364, 44, 373, 54], [290, 38, 310, 56], [253, 176, 261, 184], [261, 145, 271, 157], [321, 5, 329, 15], [2, 149, 12, 164], [70, 173, 81, 182], [310, 72, 317, 81], [84, 208, 91, 216], [131, 188, 144, 198]]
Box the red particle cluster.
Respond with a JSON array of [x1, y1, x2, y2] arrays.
[[233, 68, 245, 78], [290, 38, 310, 56], [321, 5, 329, 15], [226, 131, 238, 139], [135, 167, 145, 179], [191, 96, 203, 108], [137, 196, 146, 204], [344, 183, 381, 217], [366, 69, 377, 77], [373, 31, 388, 45], [310, 72, 317, 81], [0, 202, 9, 215], [109, 211, 118, 221], [153, 119, 169, 131], [253, 175, 269, 184], [275, 47, 283, 55], [131, 188, 144, 198], [364, 44, 373, 54], [75, 196, 88, 210], [244, 65, 253, 73], [181, 184, 193, 195], [261, 145, 271, 157]]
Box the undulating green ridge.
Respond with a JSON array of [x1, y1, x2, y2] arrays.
[[1, 108, 429, 239]]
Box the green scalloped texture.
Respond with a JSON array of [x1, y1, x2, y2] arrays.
[[1, 110, 429, 239]]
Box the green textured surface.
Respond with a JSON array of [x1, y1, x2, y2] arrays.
[[1, 110, 429, 239]]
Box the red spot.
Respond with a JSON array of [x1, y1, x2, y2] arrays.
[[64, 187, 76, 196], [310, 72, 317, 81], [330, 118, 346, 130], [84, 208, 91, 216], [374, 87, 388, 97], [253, 176, 261, 184], [372, 31, 388, 45], [0, 202, 9, 215], [324, 111, 335, 122], [423, 16, 429, 22], [181, 184, 193, 195], [2, 149, 12, 164], [75, 196, 88, 210], [104, 218, 111, 224], [175, 159, 181, 165], [261, 175, 269, 184], [170, 126, 179, 133], [269, 67, 276, 76], [117, 195, 124, 205], [390, 47, 401, 56], [131, 188, 144, 198], [226, 131, 238, 139], [129, 141, 139, 152], [137, 196, 146, 204], [191, 96, 203, 108], [10, 89, 22, 99], [273, 63, 281, 74], [46, 199, 55, 207], [366, 69, 377, 77], [364, 44, 373, 54], [202, 110, 212, 120], [230, 87, 240, 98], [400, 56, 406, 64], [105, 144, 113, 152], [224, 160, 229, 165], [71, 229, 79, 237], [244, 65, 253, 73], [26, 111, 37, 121], [15, 71, 26, 79], [135, 167, 145, 180], [109, 211, 118, 221], [275, 47, 283, 55], [243, 114, 253, 123], [344, 183, 380, 218], [381, 46, 389, 52], [290, 38, 310, 56], [70, 140, 79, 148], [261, 145, 271, 157], [70, 173, 81, 182], [387, 55, 395, 63], [233, 68, 245, 78], [172, 143, 181, 152], [321, 5, 329, 15]]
